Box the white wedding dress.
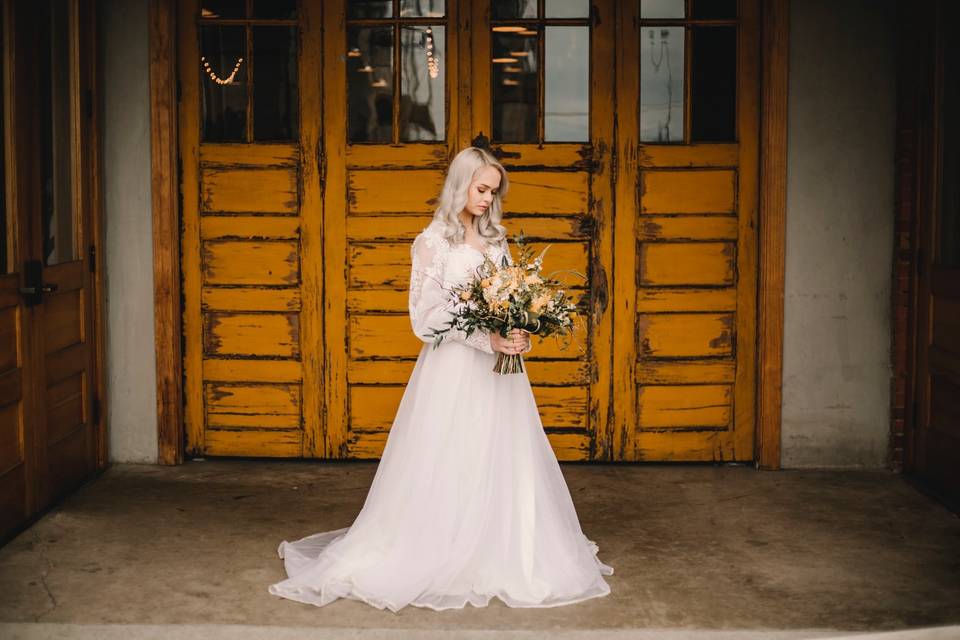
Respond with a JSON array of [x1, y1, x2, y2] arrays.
[[268, 220, 614, 612]]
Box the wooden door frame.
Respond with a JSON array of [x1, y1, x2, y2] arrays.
[[148, 0, 790, 468]]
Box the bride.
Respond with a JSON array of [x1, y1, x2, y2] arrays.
[[268, 147, 614, 612]]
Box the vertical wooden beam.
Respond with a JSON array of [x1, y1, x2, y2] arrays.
[[299, 0, 324, 457], [734, 0, 761, 461], [149, 0, 183, 464], [321, 0, 348, 457], [591, 0, 617, 460], [756, 0, 789, 470], [612, 0, 639, 461]]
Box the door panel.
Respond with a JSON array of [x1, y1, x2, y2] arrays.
[[180, 0, 322, 458], [613, 0, 760, 461], [465, 0, 615, 460]]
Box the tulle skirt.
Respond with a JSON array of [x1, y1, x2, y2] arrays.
[[267, 340, 614, 612]]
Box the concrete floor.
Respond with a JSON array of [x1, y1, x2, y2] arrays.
[[0, 461, 958, 640]]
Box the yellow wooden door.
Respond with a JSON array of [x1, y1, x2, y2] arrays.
[[178, 0, 324, 456], [611, 0, 760, 461], [178, 0, 760, 462], [320, 0, 615, 460]]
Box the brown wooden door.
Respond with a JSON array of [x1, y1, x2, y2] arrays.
[[0, 0, 101, 542], [913, 0, 960, 504], [611, 0, 760, 461]]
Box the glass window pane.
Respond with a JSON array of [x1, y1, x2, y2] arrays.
[[492, 30, 538, 143], [201, 0, 245, 19], [348, 0, 393, 19], [253, 27, 298, 141], [400, 0, 445, 17], [39, 0, 76, 265], [640, 0, 685, 19], [691, 0, 737, 20], [401, 26, 445, 142], [201, 26, 248, 142], [253, 0, 297, 19], [640, 26, 684, 143], [940, 23, 960, 267], [545, 27, 588, 142], [691, 26, 736, 142], [348, 26, 394, 143], [492, 1, 537, 20], [545, 0, 589, 18]]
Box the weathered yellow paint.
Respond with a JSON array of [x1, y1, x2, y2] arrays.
[[202, 288, 301, 313], [177, 0, 756, 462], [205, 429, 302, 457], [348, 170, 446, 214], [636, 288, 737, 313], [203, 313, 300, 358], [201, 167, 298, 214], [199, 143, 298, 166], [639, 215, 738, 241], [202, 240, 300, 286], [635, 430, 734, 462], [200, 215, 300, 239], [639, 242, 735, 287], [638, 313, 734, 359], [204, 359, 302, 383], [638, 385, 732, 428], [640, 170, 737, 214], [503, 172, 589, 214], [205, 383, 300, 418], [635, 357, 735, 390]]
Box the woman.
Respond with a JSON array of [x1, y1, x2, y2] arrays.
[[268, 147, 614, 612]]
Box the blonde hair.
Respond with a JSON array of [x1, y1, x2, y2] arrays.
[[432, 147, 510, 246]]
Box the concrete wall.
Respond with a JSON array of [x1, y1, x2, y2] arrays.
[[781, 0, 896, 467], [96, 0, 898, 468], [100, 0, 157, 463]]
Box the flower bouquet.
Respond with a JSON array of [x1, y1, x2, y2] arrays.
[[427, 233, 586, 374]]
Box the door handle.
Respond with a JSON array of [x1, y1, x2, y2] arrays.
[[19, 259, 57, 306], [19, 284, 58, 296]]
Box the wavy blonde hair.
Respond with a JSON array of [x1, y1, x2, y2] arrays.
[[432, 146, 510, 247]]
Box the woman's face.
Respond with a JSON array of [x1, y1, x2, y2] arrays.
[[463, 166, 502, 218]]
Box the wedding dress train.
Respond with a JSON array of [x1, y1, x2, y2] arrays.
[[267, 221, 614, 612]]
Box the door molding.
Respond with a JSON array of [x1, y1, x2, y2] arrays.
[[148, 0, 182, 465], [148, 0, 791, 467], [756, 0, 789, 469]]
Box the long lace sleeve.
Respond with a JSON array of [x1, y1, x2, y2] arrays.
[[409, 232, 495, 355]]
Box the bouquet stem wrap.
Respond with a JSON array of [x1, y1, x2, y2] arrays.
[[493, 352, 525, 375]]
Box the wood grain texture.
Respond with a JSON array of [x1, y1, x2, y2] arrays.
[[757, 0, 790, 470], [150, 0, 183, 464]]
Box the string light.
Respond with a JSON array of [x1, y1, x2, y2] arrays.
[[201, 55, 244, 85], [425, 27, 439, 79]]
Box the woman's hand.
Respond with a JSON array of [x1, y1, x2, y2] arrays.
[[489, 328, 531, 355]]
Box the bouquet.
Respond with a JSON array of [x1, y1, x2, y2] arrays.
[[427, 232, 586, 374]]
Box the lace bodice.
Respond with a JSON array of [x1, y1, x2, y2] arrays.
[[408, 221, 515, 355]]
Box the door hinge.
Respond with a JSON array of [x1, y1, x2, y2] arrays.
[[89, 244, 96, 273]]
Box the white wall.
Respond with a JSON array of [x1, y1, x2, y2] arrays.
[[100, 0, 158, 463], [781, 0, 896, 467]]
